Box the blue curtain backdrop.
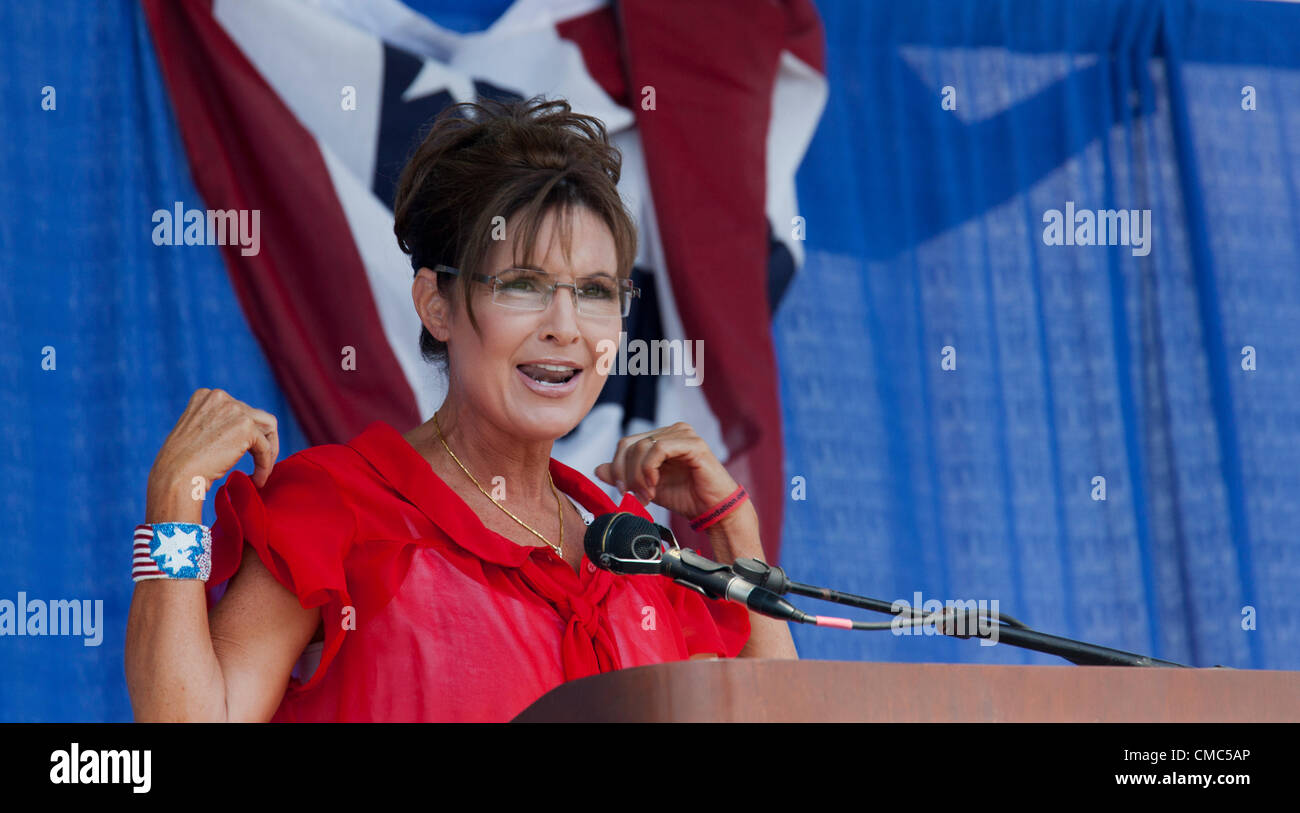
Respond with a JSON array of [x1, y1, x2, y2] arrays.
[[778, 0, 1300, 671], [1, 0, 1296, 722]]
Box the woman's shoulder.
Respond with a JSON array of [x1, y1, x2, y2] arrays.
[[272, 442, 369, 487], [215, 444, 359, 535], [261, 425, 391, 500], [243, 420, 420, 535], [208, 441, 365, 613]]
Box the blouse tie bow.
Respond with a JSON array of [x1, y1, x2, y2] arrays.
[[519, 557, 623, 681]]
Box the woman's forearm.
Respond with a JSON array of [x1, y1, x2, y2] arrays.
[[125, 581, 229, 721], [705, 502, 799, 660], [124, 486, 228, 722]]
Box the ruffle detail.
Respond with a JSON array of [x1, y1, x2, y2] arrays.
[[207, 454, 357, 694]]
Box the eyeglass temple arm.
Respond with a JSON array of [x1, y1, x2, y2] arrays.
[[432, 264, 495, 284]]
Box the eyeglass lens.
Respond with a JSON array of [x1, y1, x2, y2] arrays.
[[491, 268, 629, 317]]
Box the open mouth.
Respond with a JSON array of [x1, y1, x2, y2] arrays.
[[517, 363, 581, 387]]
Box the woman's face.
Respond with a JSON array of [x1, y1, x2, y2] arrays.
[[420, 204, 624, 442]]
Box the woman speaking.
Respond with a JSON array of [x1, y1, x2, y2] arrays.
[[124, 96, 798, 722]]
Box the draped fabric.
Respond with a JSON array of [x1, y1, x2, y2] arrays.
[[138, 0, 825, 566], [777, 0, 1300, 670], [1, 0, 312, 722], [4, 0, 1300, 722]]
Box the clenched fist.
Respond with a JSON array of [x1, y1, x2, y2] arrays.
[[145, 388, 279, 524]]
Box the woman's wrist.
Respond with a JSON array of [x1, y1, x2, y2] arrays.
[[134, 522, 212, 582], [703, 500, 762, 565], [146, 477, 203, 524]]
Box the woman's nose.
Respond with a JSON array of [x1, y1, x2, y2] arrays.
[[539, 284, 582, 341]]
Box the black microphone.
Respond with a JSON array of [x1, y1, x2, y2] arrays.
[[584, 512, 809, 623]]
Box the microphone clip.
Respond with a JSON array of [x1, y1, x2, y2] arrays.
[[653, 522, 683, 552], [666, 548, 734, 600], [592, 518, 682, 576], [730, 557, 790, 595]]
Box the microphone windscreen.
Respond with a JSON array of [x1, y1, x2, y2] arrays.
[[584, 512, 663, 566]]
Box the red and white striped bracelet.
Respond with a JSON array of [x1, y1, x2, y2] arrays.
[[133, 523, 212, 582]]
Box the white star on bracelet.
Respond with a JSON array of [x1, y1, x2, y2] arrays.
[[133, 522, 212, 582]]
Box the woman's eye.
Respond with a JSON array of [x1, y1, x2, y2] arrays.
[[503, 279, 539, 291], [579, 282, 616, 299]]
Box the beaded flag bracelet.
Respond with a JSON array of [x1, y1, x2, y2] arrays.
[[688, 485, 749, 532], [132, 522, 212, 582]]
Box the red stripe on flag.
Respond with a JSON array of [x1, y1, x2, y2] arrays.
[[141, 0, 420, 445], [556, 7, 629, 107], [782, 0, 827, 73], [616, 0, 825, 564]]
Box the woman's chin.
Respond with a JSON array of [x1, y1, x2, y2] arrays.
[[505, 396, 590, 440], [516, 418, 582, 443], [510, 370, 595, 424]]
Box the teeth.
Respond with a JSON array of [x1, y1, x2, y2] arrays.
[[519, 363, 578, 387]]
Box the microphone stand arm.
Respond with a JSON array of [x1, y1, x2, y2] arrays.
[[730, 558, 1187, 668]]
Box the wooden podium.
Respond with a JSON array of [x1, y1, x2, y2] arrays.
[[512, 659, 1300, 722]]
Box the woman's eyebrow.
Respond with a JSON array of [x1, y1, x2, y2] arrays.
[[515, 264, 615, 279]]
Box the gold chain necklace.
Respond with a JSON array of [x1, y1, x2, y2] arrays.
[[434, 412, 564, 557]]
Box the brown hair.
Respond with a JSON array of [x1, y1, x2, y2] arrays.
[[393, 95, 638, 367]]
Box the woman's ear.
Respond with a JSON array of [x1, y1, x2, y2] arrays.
[[412, 267, 452, 342]]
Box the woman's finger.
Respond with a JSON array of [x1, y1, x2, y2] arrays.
[[245, 406, 276, 432], [620, 429, 667, 491], [606, 440, 628, 492], [245, 419, 277, 488], [246, 406, 279, 465], [609, 433, 645, 492], [626, 435, 665, 503]]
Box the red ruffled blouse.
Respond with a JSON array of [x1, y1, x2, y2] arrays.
[[205, 419, 751, 721]]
